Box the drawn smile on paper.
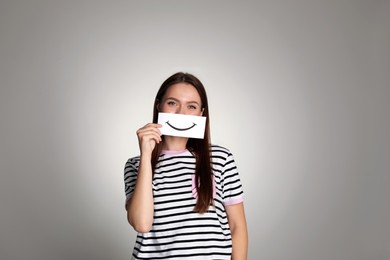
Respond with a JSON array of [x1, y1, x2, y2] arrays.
[[166, 121, 197, 131]]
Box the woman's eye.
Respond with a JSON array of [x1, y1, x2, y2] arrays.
[[167, 101, 176, 106], [188, 105, 197, 110]]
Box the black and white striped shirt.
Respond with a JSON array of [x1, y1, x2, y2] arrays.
[[124, 145, 244, 259]]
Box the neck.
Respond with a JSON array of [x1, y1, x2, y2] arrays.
[[162, 136, 188, 151]]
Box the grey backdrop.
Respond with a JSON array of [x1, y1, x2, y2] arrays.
[[1, 1, 389, 259]]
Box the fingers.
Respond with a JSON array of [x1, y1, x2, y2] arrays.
[[136, 123, 162, 154], [137, 123, 162, 141]]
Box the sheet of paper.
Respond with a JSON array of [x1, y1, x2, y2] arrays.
[[158, 112, 206, 139]]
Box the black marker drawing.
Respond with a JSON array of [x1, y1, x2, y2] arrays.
[[166, 120, 197, 131]]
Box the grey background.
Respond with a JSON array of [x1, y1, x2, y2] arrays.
[[1, 0, 389, 259]]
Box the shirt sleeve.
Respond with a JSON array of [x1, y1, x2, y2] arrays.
[[221, 151, 244, 206], [123, 156, 140, 208]]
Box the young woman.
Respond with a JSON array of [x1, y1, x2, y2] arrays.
[[124, 72, 248, 259]]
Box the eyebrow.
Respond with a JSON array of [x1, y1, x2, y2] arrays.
[[165, 97, 201, 106]]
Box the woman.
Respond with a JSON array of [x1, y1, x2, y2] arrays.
[[124, 72, 248, 259]]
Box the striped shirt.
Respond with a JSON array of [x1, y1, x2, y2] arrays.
[[124, 145, 244, 260]]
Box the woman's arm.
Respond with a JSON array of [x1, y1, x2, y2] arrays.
[[226, 203, 248, 260], [126, 154, 154, 233], [126, 123, 161, 233]]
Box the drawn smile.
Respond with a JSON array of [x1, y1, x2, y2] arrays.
[[166, 121, 197, 131]]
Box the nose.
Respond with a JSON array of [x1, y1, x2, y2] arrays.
[[177, 105, 186, 115]]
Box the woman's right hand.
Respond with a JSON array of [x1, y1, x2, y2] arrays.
[[136, 123, 162, 156]]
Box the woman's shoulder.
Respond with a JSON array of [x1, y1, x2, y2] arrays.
[[210, 144, 233, 156], [124, 155, 140, 168]]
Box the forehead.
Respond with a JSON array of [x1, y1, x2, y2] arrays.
[[163, 83, 201, 102]]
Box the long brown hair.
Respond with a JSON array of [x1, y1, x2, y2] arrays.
[[151, 72, 213, 213]]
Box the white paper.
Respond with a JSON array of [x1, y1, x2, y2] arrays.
[[158, 112, 206, 139]]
